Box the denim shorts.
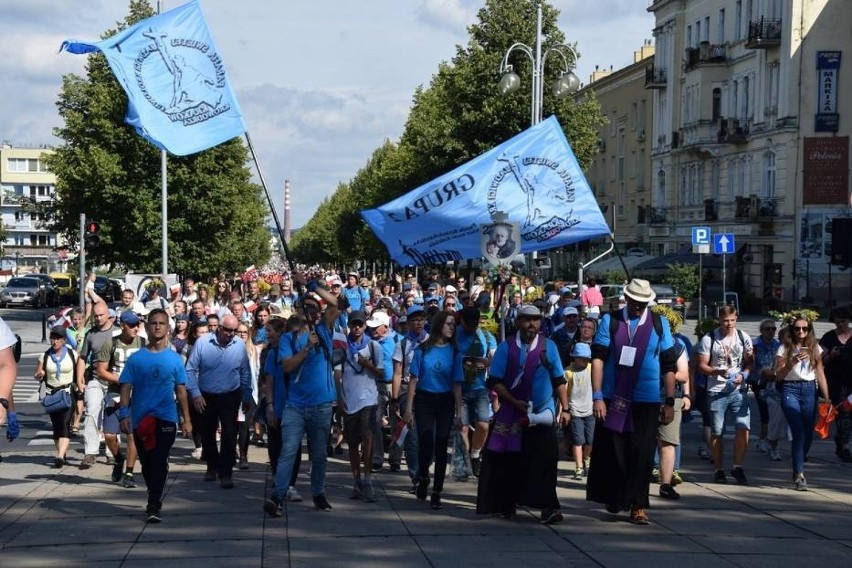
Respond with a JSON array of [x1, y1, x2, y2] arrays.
[[460, 389, 491, 426], [569, 414, 596, 446], [709, 389, 750, 436]]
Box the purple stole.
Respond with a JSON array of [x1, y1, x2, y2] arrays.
[[486, 334, 543, 453], [604, 309, 653, 433]]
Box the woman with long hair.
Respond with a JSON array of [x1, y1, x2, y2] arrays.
[[213, 281, 231, 310], [774, 317, 830, 490], [197, 285, 213, 312], [236, 321, 260, 470], [403, 310, 463, 510], [171, 314, 190, 354], [820, 306, 852, 461], [34, 326, 77, 467]]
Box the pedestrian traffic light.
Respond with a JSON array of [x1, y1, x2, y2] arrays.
[[84, 221, 100, 250]]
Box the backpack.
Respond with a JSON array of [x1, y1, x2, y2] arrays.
[[13, 334, 21, 362], [704, 328, 748, 371]]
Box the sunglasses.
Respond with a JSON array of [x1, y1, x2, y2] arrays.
[[349, 321, 365, 327], [761, 327, 776, 331], [221, 326, 238, 333], [793, 326, 810, 332]]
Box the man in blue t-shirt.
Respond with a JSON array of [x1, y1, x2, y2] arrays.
[[265, 282, 339, 516], [587, 279, 677, 526], [118, 309, 191, 523]]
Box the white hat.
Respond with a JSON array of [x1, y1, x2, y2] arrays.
[[445, 285, 458, 293], [563, 307, 579, 316], [366, 311, 391, 328], [624, 278, 656, 303]]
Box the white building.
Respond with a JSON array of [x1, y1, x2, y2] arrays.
[[648, 0, 851, 307], [0, 145, 65, 274]]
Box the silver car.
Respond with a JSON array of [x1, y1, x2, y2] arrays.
[[0, 277, 47, 308]]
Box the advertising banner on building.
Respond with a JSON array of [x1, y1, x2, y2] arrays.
[[803, 136, 849, 205], [816, 51, 841, 132]]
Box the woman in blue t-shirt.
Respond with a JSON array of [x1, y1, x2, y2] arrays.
[[403, 310, 463, 510]]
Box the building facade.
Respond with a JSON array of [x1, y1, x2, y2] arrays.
[[647, 0, 851, 306], [0, 145, 64, 274]]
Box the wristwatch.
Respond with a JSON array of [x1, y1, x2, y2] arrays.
[[664, 396, 675, 407], [0, 397, 8, 409]]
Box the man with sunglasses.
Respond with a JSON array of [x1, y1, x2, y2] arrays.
[[186, 314, 252, 489], [95, 310, 146, 487]]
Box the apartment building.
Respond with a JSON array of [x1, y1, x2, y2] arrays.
[[0, 145, 64, 274], [647, 0, 851, 305]]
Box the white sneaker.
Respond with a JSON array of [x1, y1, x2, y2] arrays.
[[769, 448, 782, 461], [191, 447, 203, 460], [757, 439, 770, 454], [286, 486, 303, 502]]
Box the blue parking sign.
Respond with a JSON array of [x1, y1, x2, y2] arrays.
[[692, 227, 711, 246]]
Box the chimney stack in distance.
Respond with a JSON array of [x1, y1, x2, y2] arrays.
[[283, 179, 291, 243]]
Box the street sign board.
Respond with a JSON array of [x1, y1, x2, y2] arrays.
[[693, 244, 710, 254], [713, 233, 736, 254], [691, 226, 711, 246]]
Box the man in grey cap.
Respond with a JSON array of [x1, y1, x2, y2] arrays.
[[476, 304, 570, 524], [587, 278, 677, 525]]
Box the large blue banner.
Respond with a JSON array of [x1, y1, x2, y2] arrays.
[[60, 0, 245, 156], [361, 116, 611, 265]]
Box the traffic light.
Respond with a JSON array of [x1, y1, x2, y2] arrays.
[[84, 221, 100, 250]]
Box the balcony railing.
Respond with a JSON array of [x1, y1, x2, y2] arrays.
[[647, 206, 667, 225], [745, 18, 782, 49], [685, 42, 727, 70], [717, 117, 749, 144], [644, 66, 666, 89]]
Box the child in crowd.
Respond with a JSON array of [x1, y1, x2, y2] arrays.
[[565, 342, 594, 480]]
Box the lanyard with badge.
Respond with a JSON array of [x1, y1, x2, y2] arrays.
[[618, 307, 647, 368]]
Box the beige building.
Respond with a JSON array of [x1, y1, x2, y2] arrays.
[[575, 43, 657, 256], [646, 0, 851, 307], [0, 145, 65, 274]]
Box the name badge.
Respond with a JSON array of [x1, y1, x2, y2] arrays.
[[619, 346, 637, 367]]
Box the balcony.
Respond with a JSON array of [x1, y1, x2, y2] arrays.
[[717, 117, 749, 144], [757, 196, 781, 219], [647, 206, 668, 225], [745, 18, 782, 49], [734, 196, 756, 220], [685, 42, 727, 71], [645, 66, 666, 89]]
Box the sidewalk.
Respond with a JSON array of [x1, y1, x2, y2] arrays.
[[1, 409, 851, 567]]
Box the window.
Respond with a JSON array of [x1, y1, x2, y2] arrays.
[[617, 128, 625, 217], [731, 80, 739, 119], [742, 76, 750, 119], [710, 161, 721, 201], [735, 1, 742, 41], [704, 17, 710, 42], [656, 169, 666, 207], [7, 158, 48, 173], [695, 21, 701, 47], [718, 9, 726, 44], [712, 88, 722, 121], [761, 152, 776, 198], [637, 149, 646, 188], [680, 167, 688, 207], [687, 25, 692, 49]]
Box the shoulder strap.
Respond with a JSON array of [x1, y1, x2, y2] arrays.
[[400, 337, 409, 378], [736, 329, 746, 348]]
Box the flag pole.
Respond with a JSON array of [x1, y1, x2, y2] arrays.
[[158, 1, 168, 281], [243, 132, 295, 274]]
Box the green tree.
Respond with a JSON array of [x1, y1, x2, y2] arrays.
[[294, 0, 606, 262], [41, 0, 270, 278], [664, 262, 700, 299]]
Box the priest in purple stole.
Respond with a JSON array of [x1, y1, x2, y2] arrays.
[[587, 279, 677, 526]]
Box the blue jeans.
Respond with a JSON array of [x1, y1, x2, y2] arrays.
[[273, 403, 333, 500], [779, 381, 817, 475]]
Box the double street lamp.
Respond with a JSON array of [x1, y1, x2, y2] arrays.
[[498, 2, 581, 125]]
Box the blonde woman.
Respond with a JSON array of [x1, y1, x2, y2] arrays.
[[236, 322, 260, 470], [774, 317, 830, 490]]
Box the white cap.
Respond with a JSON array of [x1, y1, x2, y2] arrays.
[[366, 311, 391, 328], [445, 285, 458, 293]]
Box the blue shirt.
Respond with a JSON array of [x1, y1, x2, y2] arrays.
[[254, 327, 269, 346], [456, 327, 491, 393], [593, 311, 675, 403], [376, 331, 399, 383], [488, 337, 563, 415], [343, 285, 369, 311], [185, 334, 252, 401], [279, 326, 336, 407], [410, 343, 463, 393], [120, 348, 187, 430], [264, 344, 287, 418]]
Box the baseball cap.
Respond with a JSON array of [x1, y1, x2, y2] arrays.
[[397, 315, 407, 324], [348, 310, 367, 324], [445, 285, 457, 294], [366, 311, 391, 328], [516, 305, 541, 318], [402, 282, 412, 291], [563, 307, 579, 317], [406, 305, 426, 318], [412, 297, 424, 305], [49, 325, 67, 338], [119, 311, 140, 326]]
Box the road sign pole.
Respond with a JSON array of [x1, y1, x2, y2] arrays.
[[699, 254, 703, 320], [722, 253, 727, 308]]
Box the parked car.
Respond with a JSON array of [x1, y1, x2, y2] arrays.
[[23, 273, 59, 307], [50, 272, 78, 305], [0, 277, 47, 308], [651, 284, 685, 314], [600, 283, 626, 311], [94, 275, 122, 302], [625, 247, 648, 257]]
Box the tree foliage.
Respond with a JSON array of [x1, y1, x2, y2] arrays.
[[291, 0, 605, 264], [42, 0, 270, 278]]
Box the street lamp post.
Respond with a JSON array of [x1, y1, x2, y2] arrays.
[[14, 252, 20, 276], [498, 1, 581, 126]]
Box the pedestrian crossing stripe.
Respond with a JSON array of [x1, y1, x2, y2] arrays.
[[28, 430, 81, 446]]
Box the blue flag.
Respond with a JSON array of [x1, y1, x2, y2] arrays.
[[60, 0, 245, 156], [361, 116, 611, 265]]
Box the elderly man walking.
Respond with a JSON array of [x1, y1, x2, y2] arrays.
[[186, 314, 252, 489]]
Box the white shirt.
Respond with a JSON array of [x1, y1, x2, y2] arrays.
[[776, 344, 823, 382]]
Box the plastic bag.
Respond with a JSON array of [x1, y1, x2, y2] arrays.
[[814, 401, 837, 440]]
